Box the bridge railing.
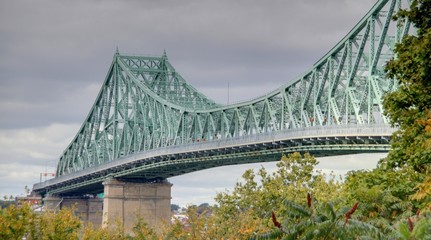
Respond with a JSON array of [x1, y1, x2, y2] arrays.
[[35, 123, 394, 193]]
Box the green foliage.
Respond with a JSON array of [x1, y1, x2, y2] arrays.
[[255, 198, 431, 240], [394, 209, 431, 240], [1, 195, 15, 209], [0, 203, 33, 240], [0, 204, 82, 240], [213, 152, 343, 237], [81, 223, 116, 240], [394, 0, 431, 36], [132, 218, 158, 240], [343, 162, 425, 222], [254, 197, 386, 240], [1, 194, 429, 239], [215, 152, 341, 216], [0, 200, 14, 209], [161, 219, 190, 240], [383, 0, 431, 172], [410, 176, 431, 209], [28, 207, 81, 240], [183, 205, 208, 239], [1, 152, 430, 239]]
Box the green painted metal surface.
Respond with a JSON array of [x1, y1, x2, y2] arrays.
[[55, 0, 412, 179], [39, 124, 392, 195]]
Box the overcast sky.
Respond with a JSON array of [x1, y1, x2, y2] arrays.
[[0, 0, 386, 206]]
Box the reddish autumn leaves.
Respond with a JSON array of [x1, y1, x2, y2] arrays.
[[345, 202, 359, 224], [271, 211, 282, 229], [271, 193, 312, 229], [408, 217, 414, 232]]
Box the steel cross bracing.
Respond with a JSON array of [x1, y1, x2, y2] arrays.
[[35, 0, 413, 195], [37, 124, 392, 195]]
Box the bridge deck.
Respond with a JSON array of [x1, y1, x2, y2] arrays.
[[34, 124, 394, 196]]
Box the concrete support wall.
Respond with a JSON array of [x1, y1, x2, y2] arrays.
[[87, 198, 104, 226], [43, 195, 62, 211], [42, 195, 103, 228], [102, 178, 172, 234], [62, 198, 103, 228]]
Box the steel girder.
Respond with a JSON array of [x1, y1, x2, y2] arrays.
[[39, 124, 392, 195], [56, 52, 219, 176], [56, 0, 412, 177]]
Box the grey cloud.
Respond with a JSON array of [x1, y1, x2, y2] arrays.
[[0, 80, 100, 128]]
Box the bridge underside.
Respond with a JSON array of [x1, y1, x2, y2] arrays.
[[34, 125, 391, 196]]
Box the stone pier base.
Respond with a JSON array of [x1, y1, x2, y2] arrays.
[[62, 197, 103, 228], [42, 195, 62, 211], [102, 178, 172, 234], [42, 195, 103, 228]]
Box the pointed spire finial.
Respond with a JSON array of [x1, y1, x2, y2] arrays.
[[115, 46, 119, 55], [162, 49, 167, 59]]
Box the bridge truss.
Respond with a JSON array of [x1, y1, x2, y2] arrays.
[[34, 0, 414, 195]]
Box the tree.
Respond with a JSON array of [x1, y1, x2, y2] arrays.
[[383, 0, 431, 172], [28, 206, 81, 240], [212, 152, 343, 238], [253, 197, 388, 240], [196, 203, 212, 215], [410, 176, 431, 209], [342, 162, 424, 223], [395, 209, 431, 240], [170, 204, 180, 212], [0, 203, 33, 240]]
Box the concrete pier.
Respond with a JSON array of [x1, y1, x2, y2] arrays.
[[62, 197, 103, 228], [42, 195, 62, 211], [102, 178, 172, 234], [42, 195, 103, 228]]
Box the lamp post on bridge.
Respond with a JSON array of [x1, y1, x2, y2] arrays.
[[39, 172, 56, 183], [39, 160, 57, 183]]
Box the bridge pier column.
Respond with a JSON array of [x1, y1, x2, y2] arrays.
[[42, 195, 62, 212], [102, 178, 172, 234], [62, 197, 103, 228], [43, 195, 103, 227]]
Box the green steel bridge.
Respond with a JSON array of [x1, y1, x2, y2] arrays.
[[34, 0, 413, 196]]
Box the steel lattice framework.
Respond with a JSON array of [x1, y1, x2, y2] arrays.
[[34, 0, 414, 195]]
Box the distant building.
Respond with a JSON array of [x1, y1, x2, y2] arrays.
[[15, 195, 42, 208]]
